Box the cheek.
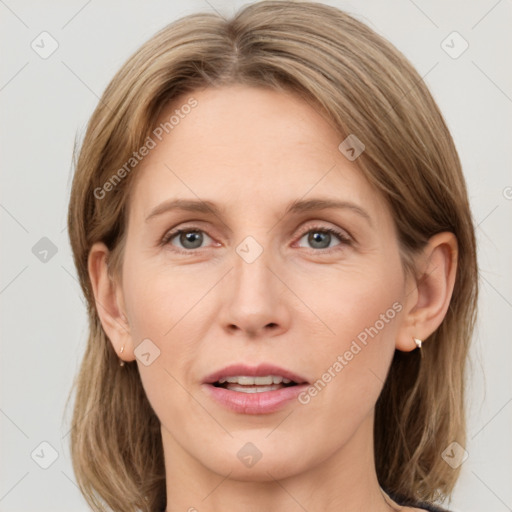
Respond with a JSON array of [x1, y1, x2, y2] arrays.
[[294, 258, 404, 404], [122, 256, 212, 340], [296, 260, 403, 348], [121, 257, 224, 390], [120, 263, 209, 426]]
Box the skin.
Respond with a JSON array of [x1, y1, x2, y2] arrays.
[[88, 85, 458, 512]]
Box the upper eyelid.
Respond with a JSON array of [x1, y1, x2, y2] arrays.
[[164, 221, 348, 237], [296, 223, 350, 238]]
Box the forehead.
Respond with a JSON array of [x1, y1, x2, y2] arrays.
[[128, 85, 386, 221]]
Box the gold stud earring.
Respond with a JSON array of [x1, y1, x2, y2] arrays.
[[119, 345, 125, 367]]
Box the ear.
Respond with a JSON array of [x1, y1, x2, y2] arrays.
[[396, 232, 458, 352], [87, 241, 135, 363]]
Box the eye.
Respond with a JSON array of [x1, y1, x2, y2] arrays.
[[161, 224, 352, 253], [295, 226, 351, 251], [161, 228, 214, 251]]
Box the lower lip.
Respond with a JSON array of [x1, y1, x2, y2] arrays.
[[202, 383, 308, 414]]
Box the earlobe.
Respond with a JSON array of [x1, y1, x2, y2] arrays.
[[87, 242, 134, 362], [396, 232, 458, 352]]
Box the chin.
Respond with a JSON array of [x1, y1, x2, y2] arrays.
[[198, 440, 314, 482]]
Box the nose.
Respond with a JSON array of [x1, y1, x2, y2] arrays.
[[220, 245, 291, 338]]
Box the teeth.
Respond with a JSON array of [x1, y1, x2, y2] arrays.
[[227, 384, 281, 393], [217, 375, 293, 385]]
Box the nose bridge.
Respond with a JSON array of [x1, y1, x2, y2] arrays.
[[222, 233, 288, 335], [232, 235, 275, 302]]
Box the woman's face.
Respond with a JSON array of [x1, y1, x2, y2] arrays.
[[116, 85, 412, 480]]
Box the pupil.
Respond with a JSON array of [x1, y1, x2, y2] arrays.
[[181, 231, 202, 249], [309, 231, 330, 249]]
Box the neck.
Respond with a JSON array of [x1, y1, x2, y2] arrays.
[[161, 412, 397, 512]]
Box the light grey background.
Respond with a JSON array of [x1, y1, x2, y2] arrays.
[[1, 1, 511, 511]]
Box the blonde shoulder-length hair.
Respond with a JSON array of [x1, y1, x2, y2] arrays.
[[66, 2, 478, 511]]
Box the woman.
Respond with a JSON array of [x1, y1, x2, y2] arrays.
[[66, 2, 478, 511]]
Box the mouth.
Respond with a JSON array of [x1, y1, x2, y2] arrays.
[[212, 374, 299, 393], [202, 363, 309, 414], [203, 363, 308, 390]]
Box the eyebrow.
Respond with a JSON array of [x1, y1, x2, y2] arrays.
[[145, 197, 372, 226]]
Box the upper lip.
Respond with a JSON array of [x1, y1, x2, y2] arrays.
[[203, 363, 309, 385]]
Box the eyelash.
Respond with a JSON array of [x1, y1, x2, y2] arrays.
[[160, 224, 352, 254]]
